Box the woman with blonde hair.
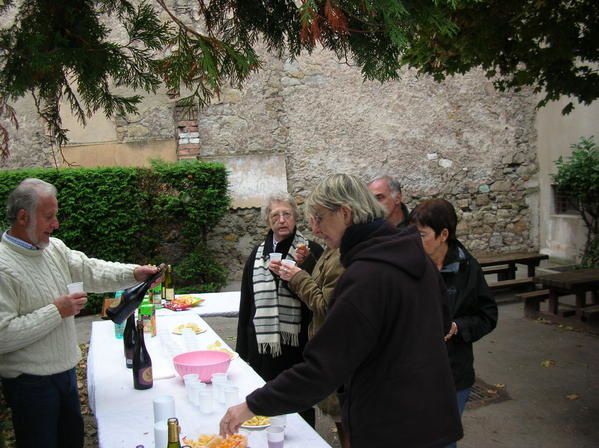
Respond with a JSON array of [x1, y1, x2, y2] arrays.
[[224, 174, 462, 448]]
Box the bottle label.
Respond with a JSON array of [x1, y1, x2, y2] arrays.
[[138, 367, 153, 385], [125, 348, 134, 367], [165, 288, 175, 301]]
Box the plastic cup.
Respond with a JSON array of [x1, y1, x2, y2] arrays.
[[269, 252, 282, 261], [113, 321, 126, 339], [197, 389, 213, 414], [154, 419, 168, 448], [188, 381, 205, 406], [270, 415, 287, 427], [224, 384, 240, 407], [267, 426, 285, 448], [281, 259, 296, 267], [153, 395, 175, 423], [67, 282, 84, 294]]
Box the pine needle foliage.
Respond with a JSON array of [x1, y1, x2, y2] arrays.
[[1, 0, 598, 160]]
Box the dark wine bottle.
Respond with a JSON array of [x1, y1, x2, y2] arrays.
[[106, 264, 165, 324], [132, 319, 153, 390], [123, 313, 137, 369]]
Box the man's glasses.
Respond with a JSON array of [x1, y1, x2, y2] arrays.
[[269, 211, 293, 222]]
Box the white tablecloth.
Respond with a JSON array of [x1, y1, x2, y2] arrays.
[[87, 311, 330, 448], [156, 291, 241, 318]]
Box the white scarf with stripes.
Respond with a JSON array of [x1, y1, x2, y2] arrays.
[[252, 232, 308, 357]]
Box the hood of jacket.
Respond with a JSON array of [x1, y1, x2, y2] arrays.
[[340, 221, 429, 281]]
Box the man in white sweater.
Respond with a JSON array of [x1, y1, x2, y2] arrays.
[[0, 178, 160, 448]]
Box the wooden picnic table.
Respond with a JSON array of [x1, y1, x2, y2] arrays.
[[477, 252, 549, 279], [535, 268, 599, 319]]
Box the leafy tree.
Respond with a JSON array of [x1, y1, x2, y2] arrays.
[[553, 136, 599, 265], [1, 0, 598, 161]]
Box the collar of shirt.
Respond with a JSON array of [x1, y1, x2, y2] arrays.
[[3, 231, 40, 251]]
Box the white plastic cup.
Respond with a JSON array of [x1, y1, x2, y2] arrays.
[[189, 381, 205, 406], [270, 415, 287, 428], [154, 419, 168, 448], [183, 373, 199, 387], [197, 389, 213, 414], [153, 395, 175, 423], [224, 384, 240, 407], [269, 252, 282, 261], [267, 426, 285, 448], [67, 282, 84, 294], [211, 372, 228, 383], [281, 259, 296, 267]]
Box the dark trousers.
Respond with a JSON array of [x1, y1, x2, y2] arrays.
[[1, 368, 84, 448]]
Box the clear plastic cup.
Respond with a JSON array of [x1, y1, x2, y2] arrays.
[[197, 389, 213, 414], [269, 252, 282, 261]]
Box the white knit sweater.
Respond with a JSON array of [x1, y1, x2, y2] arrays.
[[0, 235, 138, 378]]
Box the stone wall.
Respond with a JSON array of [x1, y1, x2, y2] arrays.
[[199, 48, 538, 279]]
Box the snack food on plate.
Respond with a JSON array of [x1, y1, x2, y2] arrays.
[[172, 322, 204, 334], [182, 434, 247, 448], [242, 415, 270, 427], [206, 340, 236, 358], [172, 295, 203, 307]]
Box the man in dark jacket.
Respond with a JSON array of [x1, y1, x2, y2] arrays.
[[223, 174, 462, 448]]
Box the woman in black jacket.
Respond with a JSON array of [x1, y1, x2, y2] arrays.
[[222, 174, 463, 448], [409, 198, 498, 447]]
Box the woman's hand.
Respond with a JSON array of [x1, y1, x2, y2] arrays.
[[269, 259, 283, 276], [444, 322, 458, 341], [133, 264, 163, 286], [279, 263, 301, 281], [294, 243, 309, 265], [219, 402, 254, 437]]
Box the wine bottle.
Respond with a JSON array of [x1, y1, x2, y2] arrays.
[[162, 264, 174, 301], [123, 313, 137, 368], [132, 319, 153, 390], [166, 417, 181, 448], [106, 264, 165, 324]]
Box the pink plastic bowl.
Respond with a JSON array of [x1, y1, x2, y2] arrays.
[[172, 350, 231, 382]]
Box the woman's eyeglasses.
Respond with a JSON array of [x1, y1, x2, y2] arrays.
[[269, 211, 293, 222]]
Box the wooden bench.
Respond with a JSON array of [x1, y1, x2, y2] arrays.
[[482, 265, 512, 280], [517, 289, 550, 317], [582, 304, 599, 324], [488, 277, 535, 292]]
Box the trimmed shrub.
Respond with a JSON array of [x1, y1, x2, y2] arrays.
[[0, 161, 230, 312]]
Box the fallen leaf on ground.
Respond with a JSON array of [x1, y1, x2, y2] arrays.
[[566, 394, 580, 400], [541, 359, 556, 368], [494, 383, 506, 389]]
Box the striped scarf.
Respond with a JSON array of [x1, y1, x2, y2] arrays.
[[252, 232, 308, 357]]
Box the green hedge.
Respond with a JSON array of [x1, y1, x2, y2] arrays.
[[0, 161, 230, 312]]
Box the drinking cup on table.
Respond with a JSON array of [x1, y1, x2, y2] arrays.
[[197, 389, 213, 414], [67, 282, 84, 294], [270, 415, 287, 428], [213, 379, 230, 404], [211, 372, 228, 383], [154, 419, 168, 448], [269, 252, 282, 262], [267, 426, 285, 448], [153, 395, 175, 423], [188, 381, 205, 406], [224, 384, 240, 407], [183, 373, 199, 387]]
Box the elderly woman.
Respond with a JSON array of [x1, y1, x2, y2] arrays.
[[271, 221, 347, 447], [408, 199, 498, 448], [224, 175, 462, 448], [235, 193, 323, 425]]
